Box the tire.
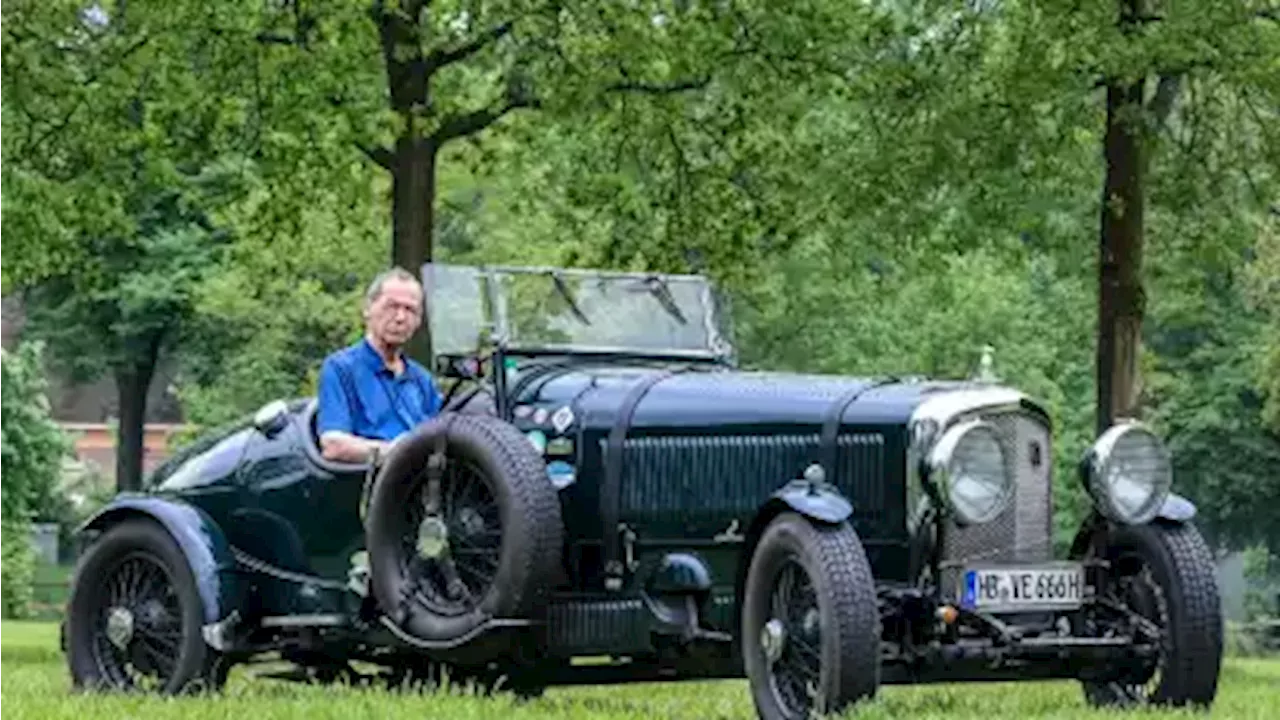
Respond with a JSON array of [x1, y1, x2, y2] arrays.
[[742, 512, 880, 720], [66, 518, 227, 694], [1081, 520, 1222, 709], [366, 412, 563, 650]]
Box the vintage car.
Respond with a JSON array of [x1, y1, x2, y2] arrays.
[[63, 262, 1222, 718]]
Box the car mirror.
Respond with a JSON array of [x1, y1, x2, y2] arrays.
[[435, 354, 484, 381], [252, 400, 290, 438]]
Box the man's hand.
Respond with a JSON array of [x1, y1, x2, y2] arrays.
[[319, 431, 390, 464]]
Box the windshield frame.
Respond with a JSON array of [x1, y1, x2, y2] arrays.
[[424, 262, 736, 362]]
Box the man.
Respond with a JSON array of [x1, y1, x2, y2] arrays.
[[317, 267, 443, 464]]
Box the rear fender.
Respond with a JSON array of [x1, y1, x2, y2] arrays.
[[79, 495, 240, 626], [733, 480, 854, 629]]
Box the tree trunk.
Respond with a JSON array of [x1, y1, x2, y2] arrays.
[[374, 0, 436, 362], [391, 135, 437, 361], [1096, 73, 1146, 435], [114, 358, 157, 492], [391, 136, 437, 273]]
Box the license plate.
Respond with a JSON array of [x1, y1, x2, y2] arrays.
[[961, 563, 1084, 611]]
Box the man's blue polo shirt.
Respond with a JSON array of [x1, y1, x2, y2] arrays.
[[316, 339, 442, 441]]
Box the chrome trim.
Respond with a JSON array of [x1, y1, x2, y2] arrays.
[[911, 387, 1028, 436], [1083, 420, 1172, 525], [909, 388, 1023, 533], [910, 386, 1049, 450], [908, 386, 1054, 576], [201, 610, 240, 651], [927, 419, 1014, 526], [260, 614, 348, 628]]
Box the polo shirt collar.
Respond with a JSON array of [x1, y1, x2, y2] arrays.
[[359, 338, 403, 376]]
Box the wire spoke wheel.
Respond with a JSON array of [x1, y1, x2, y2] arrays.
[[1080, 521, 1222, 709], [765, 558, 823, 716], [366, 413, 563, 656], [1102, 558, 1170, 703], [400, 456, 504, 617], [88, 552, 184, 690], [743, 513, 880, 720], [67, 519, 226, 695]]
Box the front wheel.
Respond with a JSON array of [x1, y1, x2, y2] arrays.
[[742, 513, 880, 720], [65, 518, 227, 693], [1081, 520, 1223, 708]]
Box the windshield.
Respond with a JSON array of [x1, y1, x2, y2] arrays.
[[423, 263, 733, 358]]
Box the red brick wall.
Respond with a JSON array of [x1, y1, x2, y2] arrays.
[[60, 423, 186, 480]]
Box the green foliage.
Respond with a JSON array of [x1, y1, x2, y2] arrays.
[[1, 0, 262, 290], [1242, 545, 1280, 622], [1145, 246, 1280, 553], [725, 239, 1096, 553], [4, 0, 1279, 556], [175, 173, 390, 432], [21, 161, 241, 378], [1, 343, 70, 618]]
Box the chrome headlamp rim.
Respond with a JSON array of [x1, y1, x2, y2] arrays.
[[1085, 420, 1172, 525], [926, 419, 1013, 526]]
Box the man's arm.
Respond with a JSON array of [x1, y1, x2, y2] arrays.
[[316, 356, 383, 464], [319, 431, 388, 464]]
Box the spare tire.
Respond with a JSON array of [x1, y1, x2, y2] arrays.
[[366, 412, 563, 649]]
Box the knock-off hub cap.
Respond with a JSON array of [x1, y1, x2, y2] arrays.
[[106, 606, 134, 650], [761, 618, 787, 664], [417, 516, 450, 559]]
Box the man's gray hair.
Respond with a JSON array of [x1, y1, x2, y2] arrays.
[[364, 266, 423, 310]]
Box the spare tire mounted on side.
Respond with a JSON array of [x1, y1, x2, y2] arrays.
[[365, 413, 563, 651]]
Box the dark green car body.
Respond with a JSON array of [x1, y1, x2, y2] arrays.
[[69, 263, 1217, 711]]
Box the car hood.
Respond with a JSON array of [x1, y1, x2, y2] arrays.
[[513, 364, 1024, 434]]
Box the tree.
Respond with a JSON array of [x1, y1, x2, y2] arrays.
[[20, 166, 237, 491], [4, 0, 258, 489], [238, 0, 783, 356], [1, 343, 70, 618], [176, 174, 391, 430]]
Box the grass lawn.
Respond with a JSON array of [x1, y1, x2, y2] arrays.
[[3, 620, 1278, 719]]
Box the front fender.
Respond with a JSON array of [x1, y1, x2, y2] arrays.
[[1156, 492, 1197, 522], [770, 479, 854, 524], [79, 494, 240, 625], [1068, 493, 1200, 558], [734, 480, 854, 629]]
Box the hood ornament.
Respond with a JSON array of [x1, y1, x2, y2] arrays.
[[973, 344, 999, 384]]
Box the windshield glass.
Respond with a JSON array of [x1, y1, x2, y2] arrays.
[[423, 263, 733, 358]]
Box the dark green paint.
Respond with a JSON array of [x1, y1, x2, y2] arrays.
[[98, 361, 965, 643], [80, 495, 240, 624]]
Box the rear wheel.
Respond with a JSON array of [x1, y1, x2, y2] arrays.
[[66, 518, 227, 694], [1082, 521, 1222, 708], [742, 513, 880, 720]]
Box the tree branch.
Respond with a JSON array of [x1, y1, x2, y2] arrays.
[[424, 21, 513, 74], [432, 94, 539, 145], [1148, 73, 1182, 132], [22, 34, 153, 158], [606, 77, 711, 95], [357, 141, 394, 169]]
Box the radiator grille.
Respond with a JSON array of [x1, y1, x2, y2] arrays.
[[942, 411, 1053, 570], [611, 432, 885, 520]]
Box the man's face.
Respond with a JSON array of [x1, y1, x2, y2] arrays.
[[365, 278, 424, 349]]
